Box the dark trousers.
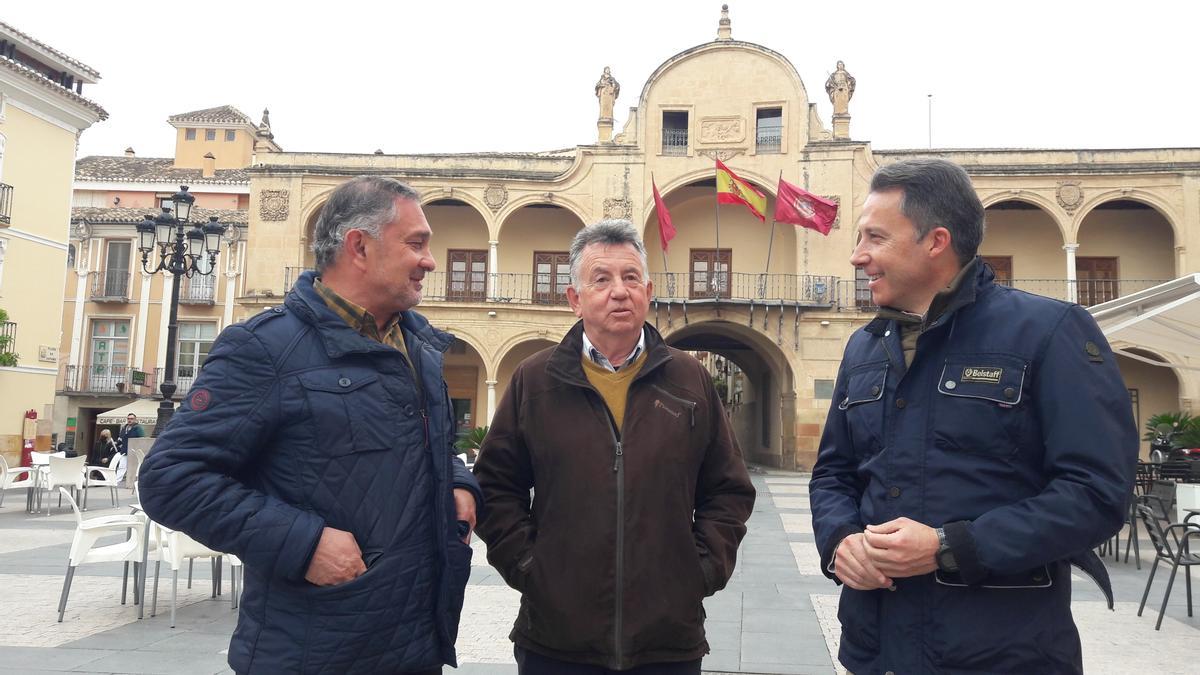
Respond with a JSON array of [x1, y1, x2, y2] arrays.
[[515, 646, 701, 675]]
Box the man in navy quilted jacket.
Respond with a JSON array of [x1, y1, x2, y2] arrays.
[[140, 176, 482, 674]]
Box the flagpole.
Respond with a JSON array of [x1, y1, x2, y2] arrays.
[[652, 173, 669, 273], [765, 171, 781, 276], [713, 162, 721, 297]]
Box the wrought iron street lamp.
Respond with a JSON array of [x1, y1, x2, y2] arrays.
[[136, 185, 226, 435]]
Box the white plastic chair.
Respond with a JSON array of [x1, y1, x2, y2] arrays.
[[43, 455, 86, 516], [150, 525, 241, 627], [56, 488, 147, 622], [0, 455, 36, 510], [82, 458, 121, 511]]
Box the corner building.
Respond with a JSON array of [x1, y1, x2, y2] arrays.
[[243, 10, 1199, 469]]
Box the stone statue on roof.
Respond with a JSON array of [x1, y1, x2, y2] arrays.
[[826, 61, 856, 116], [595, 67, 620, 121]]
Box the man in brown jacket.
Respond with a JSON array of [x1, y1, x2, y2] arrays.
[[474, 220, 755, 674]]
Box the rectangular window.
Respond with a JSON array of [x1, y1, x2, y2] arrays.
[[205, 129, 216, 141], [225, 129, 236, 142], [533, 251, 571, 305], [690, 249, 732, 299], [814, 379, 836, 399], [756, 107, 783, 153], [103, 240, 131, 298], [853, 267, 874, 308], [88, 319, 130, 392], [662, 111, 689, 156], [176, 322, 217, 387], [447, 249, 487, 301], [1076, 257, 1119, 306], [185, 128, 196, 141]]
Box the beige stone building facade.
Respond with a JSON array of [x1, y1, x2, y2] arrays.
[[239, 11, 1198, 469], [0, 21, 105, 466], [53, 105, 274, 454], [52, 10, 1199, 469]]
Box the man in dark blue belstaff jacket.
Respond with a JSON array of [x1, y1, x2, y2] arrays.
[[810, 158, 1136, 675], [140, 177, 481, 674]]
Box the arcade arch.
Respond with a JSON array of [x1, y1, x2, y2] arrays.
[[1075, 199, 1176, 305], [497, 204, 585, 304], [978, 199, 1064, 286], [1115, 347, 1182, 458]]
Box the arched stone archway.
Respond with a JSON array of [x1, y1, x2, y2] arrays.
[[444, 336, 488, 440], [662, 318, 799, 468], [425, 198, 491, 302], [1075, 198, 1176, 306], [490, 337, 559, 423], [646, 178, 791, 302], [496, 204, 586, 304], [980, 199, 1065, 297], [1114, 347, 1183, 458]]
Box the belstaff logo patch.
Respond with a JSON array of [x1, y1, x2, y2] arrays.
[[189, 388, 212, 411], [961, 367, 1003, 384]]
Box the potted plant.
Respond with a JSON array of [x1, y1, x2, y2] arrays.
[[454, 425, 489, 463]]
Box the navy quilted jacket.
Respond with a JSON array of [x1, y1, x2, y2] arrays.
[[139, 271, 480, 674]]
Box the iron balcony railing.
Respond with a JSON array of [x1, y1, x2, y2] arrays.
[[284, 266, 310, 293], [0, 182, 12, 225], [60, 363, 203, 396], [662, 128, 688, 155], [88, 270, 131, 302], [179, 274, 217, 304], [0, 321, 15, 359], [277, 266, 1172, 312], [756, 129, 782, 154]]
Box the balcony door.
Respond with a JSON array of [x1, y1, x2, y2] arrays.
[[447, 249, 487, 301], [1076, 257, 1119, 306], [104, 241, 131, 298], [533, 251, 570, 305], [690, 249, 731, 299], [982, 256, 1013, 286], [89, 319, 130, 392], [176, 322, 216, 394]]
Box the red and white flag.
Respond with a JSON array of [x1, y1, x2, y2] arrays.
[[775, 178, 838, 235]]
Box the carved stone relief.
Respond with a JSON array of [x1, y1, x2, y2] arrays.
[[603, 198, 633, 220], [699, 117, 745, 144], [698, 148, 744, 162], [484, 184, 509, 212], [259, 189, 290, 221], [1056, 182, 1084, 213]]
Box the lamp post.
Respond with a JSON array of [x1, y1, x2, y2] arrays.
[[136, 186, 226, 436]]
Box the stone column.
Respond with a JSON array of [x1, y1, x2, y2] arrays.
[[1063, 243, 1079, 304], [1176, 246, 1187, 277], [488, 240, 499, 300], [486, 379, 498, 424], [132, 271, 153, 370]]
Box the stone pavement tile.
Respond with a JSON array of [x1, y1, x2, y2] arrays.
[[741, 608, 814, 634], [789, 542, 823, 576], [742, 589, 812, 611], [1077, 601, 1199, 674], [135, 630, 234, 654], [763, 477, 810, 485], [770, 496, 811, 511], [0, 527, 73, 554], [779, 514, 813, 535], [0, 646, 112, 672], [737, 661, 835, 675], [764, 485, 809, 495], [456, 585, 521, 664], [456, 664, 518, 674], [741, 631, 837, 666], [701, 648, 740, 671], [66, 648, 228, 674], [704, 624, 741, 652]]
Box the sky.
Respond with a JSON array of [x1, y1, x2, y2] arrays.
[[6, 0, 1199, 158]]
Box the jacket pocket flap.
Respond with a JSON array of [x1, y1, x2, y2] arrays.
[[298, 371, 380, 393], [937, 355, 1027, 404], [839, 362, 888, 410]]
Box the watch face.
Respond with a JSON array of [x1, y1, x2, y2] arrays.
[[937, 547, 958, 572]]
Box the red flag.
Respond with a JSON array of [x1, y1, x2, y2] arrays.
[[652, 179, 676, 252], [775, 178, 838, 235]]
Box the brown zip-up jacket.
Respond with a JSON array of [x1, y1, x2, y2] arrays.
[[474, 321, 755, 670]]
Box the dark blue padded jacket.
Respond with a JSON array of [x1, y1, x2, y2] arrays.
[[139, 271, 480, 674]]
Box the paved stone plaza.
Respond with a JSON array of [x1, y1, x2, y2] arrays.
[[0, 472, 1196, 674]]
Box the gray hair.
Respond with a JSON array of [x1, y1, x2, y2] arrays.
[[568, 219, 650, 290], [311, 176, 420, 271], [869, 158, 985, 266]]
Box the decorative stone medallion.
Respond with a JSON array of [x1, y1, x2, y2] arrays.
[[603, 197, 633, 220], [1056, 182, 1084, 213], [699, 117, 745, 143], [484, 184, 509, 211], [698, 148, 744, 162], [259, 189, 290, 221]]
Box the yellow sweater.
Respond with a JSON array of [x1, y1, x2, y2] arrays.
[[581, 351, 647, 431]]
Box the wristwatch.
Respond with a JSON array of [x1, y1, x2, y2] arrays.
[[935, 527, 959, 573]]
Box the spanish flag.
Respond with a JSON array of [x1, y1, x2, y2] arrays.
[[716, 160, 767, 221]]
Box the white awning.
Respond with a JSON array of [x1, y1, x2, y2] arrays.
[[95, 398, 174, 426], [1089, 274, 1200, 370]]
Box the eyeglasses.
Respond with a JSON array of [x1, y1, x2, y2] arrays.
[[585, 275, 646, 292]]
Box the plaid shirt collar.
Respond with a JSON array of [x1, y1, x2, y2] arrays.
[[313, 278, 403, 347], [581, 328, 646, 372]]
